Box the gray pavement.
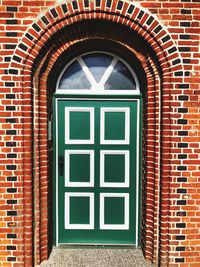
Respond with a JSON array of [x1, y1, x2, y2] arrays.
[[41, 247, 152, 267]]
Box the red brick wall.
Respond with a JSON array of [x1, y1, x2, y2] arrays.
[[0, 0, 199, 266]]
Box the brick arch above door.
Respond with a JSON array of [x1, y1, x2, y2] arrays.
[[10, 0, 182, 74], [7, 1, 184, 266]]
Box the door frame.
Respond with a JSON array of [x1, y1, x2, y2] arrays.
[[53, 95, 142, 247]]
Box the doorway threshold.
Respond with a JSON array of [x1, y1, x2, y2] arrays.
[[40, 247, 152, 267]]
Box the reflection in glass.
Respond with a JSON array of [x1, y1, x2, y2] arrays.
[[58, 60, 90, 89], [58, 53, 138, 91], [83, 54, 113, 82], [105, 61, 136, 90]]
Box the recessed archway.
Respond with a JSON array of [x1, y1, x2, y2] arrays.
[[8, 1, 183, 265]]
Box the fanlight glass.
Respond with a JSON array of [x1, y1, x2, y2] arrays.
[[83, 54, 113, 83], [57, 53, 138, 92], [58, 61, 90, 89], [105, 61, 136, 90]]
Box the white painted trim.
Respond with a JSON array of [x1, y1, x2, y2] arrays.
[[100, 193, 129, 230], [100, 107, 130, 144], [65, 107, 94, 144], [77, 57, 98, 89], [56, 89, 140, 95], [135, 100, 140, 247], [58, 242, 136, 246], [65, 192, 94, 230], [65, 150, 94, 187], [100, 150, 129, 188], [98, 57, 118, 87], [56, 97, 140, 246], [56, 98, 59, 246]]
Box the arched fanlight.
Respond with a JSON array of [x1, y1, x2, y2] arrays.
[[57, 52, 140, 94]]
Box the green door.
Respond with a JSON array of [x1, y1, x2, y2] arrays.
[[54, 98, 140, 246]]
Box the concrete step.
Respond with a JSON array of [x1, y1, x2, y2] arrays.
[[41, 248, 152, 267]]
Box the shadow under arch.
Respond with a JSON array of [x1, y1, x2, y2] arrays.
[[34, 19, 164, 266]]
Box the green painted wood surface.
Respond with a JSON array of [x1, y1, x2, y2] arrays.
[[55, 99, 139, 245]]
